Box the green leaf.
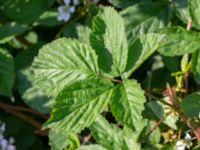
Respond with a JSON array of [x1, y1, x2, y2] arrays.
[[189, 0, 200, 30], [125, 33, 165, 76], [66, 133, 80, 150], [77, 145, 108, 150], [0, 22, 27, 44], [77, 25, 91, 45], [18, 68, 54, 113], [31, 38, 99, 96], [48, 128, 69, 150], [158, 27, 200, 56], [108, 0, 137, 8], [38, 11, 61, 27], [144, 120, 161, 145], [181, 91, 200, 117], [91, 115, 141, 150], [2, 0, 47, 24], [110, 79, 146, 130], [143, 101, 164, 120], [90, 7, 128, 76], [43, 77, 113, 134], [121, 1, 170, 45], [192, 49, 200, 84], [0, 48, 15, 97], [172, 0, 190, 24]]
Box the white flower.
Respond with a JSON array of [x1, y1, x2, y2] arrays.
[[185, 133, 191, 141], [73, 0, 79, 5], [0, 139, 8, 149], [176, 140, 187, 150], [7, 145, 16, 150], [64, 0, 70, 5], [57, 0, 76, 22]]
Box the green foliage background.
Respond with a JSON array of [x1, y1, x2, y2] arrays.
[[0, 0, 200, 150]]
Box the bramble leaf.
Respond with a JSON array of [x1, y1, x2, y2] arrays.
[[91, 115, 141, 150], [90, 7, 128, 77], [31, 38, 99, 96], [158, 27, 200, 56], [43, 78, 113, 134], [110, 79, 146, 130]]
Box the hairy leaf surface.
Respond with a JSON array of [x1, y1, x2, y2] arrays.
[[43, 78, 113, 135], [110, 79, 146, 130], [91, 116, 141, 150], [90, 7, 128, 76], [32, 38, 99, 96], [158, 27, 200, 56]]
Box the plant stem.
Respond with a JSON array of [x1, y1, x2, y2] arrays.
[[0, 100, 48, 136], [0, 100, 48, 119], [145, 92, 177, 109]]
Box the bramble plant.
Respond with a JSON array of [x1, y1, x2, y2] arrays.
[[0, 0, 200, 150]]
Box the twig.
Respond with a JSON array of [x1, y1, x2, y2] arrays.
[[0, 101, 48, 136], [101, 75, 123, 83], [0, 101, 48, 120], [140, 117, 165, 143], [145, 92, 177, 109]]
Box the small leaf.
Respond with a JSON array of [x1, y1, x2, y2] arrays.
[[143, 101, 164, 120], [91, 115, 141, 150], [31, 38, 99, 96], [0, 22, 27, 44], [0, 48, 15, 97], [90, 7, 128, 76], [110, 79, 146, 130], [181, 91, 200, 117], [2, 0, 47, 24], [43, 77, 113, 134], [158, 27, 200, 56]]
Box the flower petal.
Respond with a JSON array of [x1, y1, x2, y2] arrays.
[[64, 0, 70, 5], [73, 0, 79, 5], [58, 6, 66, 14], [69, 6, 75, 13]]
